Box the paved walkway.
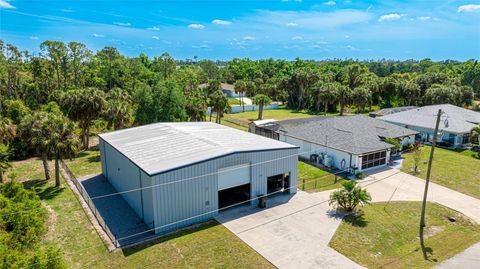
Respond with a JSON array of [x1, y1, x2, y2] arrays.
[[436, 242, 480, 269]]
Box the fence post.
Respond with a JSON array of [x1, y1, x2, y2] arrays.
[[302, 178, 305, 191], [335, 174, 337, 183], [314, 179, 317, 189]]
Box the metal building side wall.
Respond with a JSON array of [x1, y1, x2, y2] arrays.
[[140, 170, 154, 228], [150, 148, 298, 235], [102, 141, 144, 221], [99, 138, 107, 177]]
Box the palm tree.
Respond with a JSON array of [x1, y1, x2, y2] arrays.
[[315, 82, 339, 114], [209, 90, 230, 124], [337, 85, 352, 116], [18, 112, 52, 180], [471, 125, 480, 145], [352, 86, 372, 113], [0, 116, 16, 145], [252, 94, 272, 120], [46, 114, 80, 187], [59, 87, 106, 149], [104, 88, 132, 130], [234, 80, 247, 112], [329, 181, 371, 212]]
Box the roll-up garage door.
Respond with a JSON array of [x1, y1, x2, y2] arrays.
[[217, 164, 251, 191]]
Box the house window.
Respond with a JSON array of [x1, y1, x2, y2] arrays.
[[361, 151, 387, 169], [462, 133, 470, 144]]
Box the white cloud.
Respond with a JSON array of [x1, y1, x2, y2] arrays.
[[253, 10, 371, 29], [243, 36, 256, 41], [344, 45, 359, 51], [212, 19, 232, 25], [325, 1, 336, 6], [344, 35, 350, 38], [147, 26, 160, 31], [59, 8, 73, 13], [0, 0, 15, 9], [151, 36, 159, 40], [292, 36, 303, 40], [458, 4, 480, 13], [188, 24, 205, 29], [113, 22, 131, 26], [378, 13, 401, 22], [417, 16, 431, 21], [92, 33, 105, 38], [29, 36, 39, 40], [192, 44, 208, 49]]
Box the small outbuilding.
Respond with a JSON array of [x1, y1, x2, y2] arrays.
[[99, 122, 298, 234]]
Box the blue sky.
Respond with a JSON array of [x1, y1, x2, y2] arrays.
[[1, 0, 479, 60]]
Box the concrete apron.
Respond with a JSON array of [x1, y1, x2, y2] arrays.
[[216, 191, 365, 269]]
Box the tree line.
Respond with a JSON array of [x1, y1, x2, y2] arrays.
[[0, 39, 479, 183]]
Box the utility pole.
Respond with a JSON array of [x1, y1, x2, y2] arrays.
[[420, 109, 443, 228]]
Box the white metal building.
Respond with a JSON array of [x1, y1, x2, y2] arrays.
[[99, 122, 298, 234]]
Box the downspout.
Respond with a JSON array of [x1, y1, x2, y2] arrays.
[[349, 154, 352, 174], [102, 139, 109, 180]]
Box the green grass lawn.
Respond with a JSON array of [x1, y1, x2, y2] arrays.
[[330, 202, 480, 269], [7, 151, 273, 269], [297, 162, 346, 192], [401, 145, 480, 199], [220, 107, 335, 128], [228, 98, 242, 105]]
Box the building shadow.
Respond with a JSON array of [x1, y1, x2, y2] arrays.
[[121, 220, 220, 256]]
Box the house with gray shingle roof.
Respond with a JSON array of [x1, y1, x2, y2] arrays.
[[379, 104, 480, 148], [251, 115, 418, 174]]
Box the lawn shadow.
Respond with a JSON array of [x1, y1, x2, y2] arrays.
[[419, 226, 434, 261], [121, 220, 220, 257], [22, 179, 65, 200], [87, 155, 100, 163], [343, 211, 369, 227]]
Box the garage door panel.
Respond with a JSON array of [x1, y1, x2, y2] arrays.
[[218, 164, 250, 190]]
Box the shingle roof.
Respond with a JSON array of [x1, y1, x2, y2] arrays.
[[198, 83, 235, 92], [99, 122, 297, 176], [379, 104, 480, 134], [370, 106, 417, 117], [258, 115, 418, 155]]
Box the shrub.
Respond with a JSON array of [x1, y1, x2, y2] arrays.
[[329, 181, 371, 211], [356, 172, 366, 179]]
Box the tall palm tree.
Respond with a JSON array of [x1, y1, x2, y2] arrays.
[[234, 80, 247, 112], [315, 82, 339, 114], [18, 112, 52, 180], [252, 94, 272, 120], [337, 85, 352, 116], [104, 88, 132, 130], [209, 90, 230, 124], [46, 114, 80, 187]]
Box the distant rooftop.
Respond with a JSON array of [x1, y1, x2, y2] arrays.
[[369, 106, 417, 117], [379, 104, 480, 134], [257, 115, 417, 155], [199, 83, 235, 92], [99, 122, 297, 176]]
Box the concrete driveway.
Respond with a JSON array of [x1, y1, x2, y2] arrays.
[[216, 168, 480, 269], [216, 191, 365, 269], [356, 169, 480, 223]]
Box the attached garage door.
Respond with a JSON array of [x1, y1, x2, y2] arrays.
[[218, 164, 250, 190]]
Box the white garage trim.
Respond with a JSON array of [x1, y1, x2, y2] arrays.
[[218, 164, 251, 191]]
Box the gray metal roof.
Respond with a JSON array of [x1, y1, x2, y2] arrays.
[[258, 115, 418, 155], [369, 106, 417, 117], [99, 122, 297, 176], [379, 104, 480, 134]]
